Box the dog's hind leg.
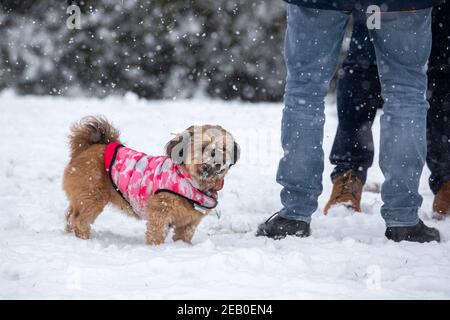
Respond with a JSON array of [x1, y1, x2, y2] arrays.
[[65, 205, 74, 233], [71, 200, 107, 240]]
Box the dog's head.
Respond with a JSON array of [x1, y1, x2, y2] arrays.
[[165, 125, 240, 196]]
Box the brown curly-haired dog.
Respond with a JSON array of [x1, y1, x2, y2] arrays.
[[63, 116, 239, 245]]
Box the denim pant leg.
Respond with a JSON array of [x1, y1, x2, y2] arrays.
[[369, 9, 432, 227], [330, 12, 382, 184], [277, 5, 350, 222], [427, 0, 450, 194]]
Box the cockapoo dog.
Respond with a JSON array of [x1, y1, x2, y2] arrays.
[[63, 116, 239, 245]]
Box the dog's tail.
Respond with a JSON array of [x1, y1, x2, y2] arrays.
[[68, 116, 120, 158]]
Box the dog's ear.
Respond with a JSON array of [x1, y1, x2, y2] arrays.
[[165, 126, 195, 164], [231, 141, 240, 165], [165, 135, 184, 163]]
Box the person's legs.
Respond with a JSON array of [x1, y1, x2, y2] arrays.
[[276, 5, 350, 223], [427, 81, 450, 195], [427, 1, 450, 215], [370, 9, 433, 227], [427, 0, 450, 195], [324, 12, 383, 214], [330, 12, 382, 184], [257, 5, 350, 238]]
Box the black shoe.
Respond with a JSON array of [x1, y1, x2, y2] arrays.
[[385, 220, 440, 243], [256, 213, 311, 240]]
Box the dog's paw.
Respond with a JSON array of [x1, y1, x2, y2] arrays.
[[74, 230, 90, 240], [65, 223, 73, 233]]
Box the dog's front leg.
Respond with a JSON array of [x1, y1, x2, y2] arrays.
[[145, 208, 170, 246], [173, 219, 201, 244]]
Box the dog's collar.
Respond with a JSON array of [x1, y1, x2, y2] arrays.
[[193, 204, 210, 215]]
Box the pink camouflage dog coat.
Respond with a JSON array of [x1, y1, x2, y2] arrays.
[[104, 142, 218, 219]]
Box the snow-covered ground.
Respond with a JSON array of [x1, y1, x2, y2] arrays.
[[1, 91, 449, 299]]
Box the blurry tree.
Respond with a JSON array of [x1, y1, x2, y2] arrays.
[[0, 0, 286, 101]]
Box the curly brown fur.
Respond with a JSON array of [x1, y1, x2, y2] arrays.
[[165, 124, 240, 193], [68, 115, 120, 159], [63, 116, 239, 245]]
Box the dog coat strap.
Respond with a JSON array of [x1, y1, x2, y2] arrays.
[[155, 189, 218, 211], [104, 142, 129, 203], [104, 142, 123, 172]]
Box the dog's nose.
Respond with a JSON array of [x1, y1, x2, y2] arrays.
[[201, 164, 213, 178]]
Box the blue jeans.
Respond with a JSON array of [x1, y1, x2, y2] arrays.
[[329, 11, 382, 185], [331, 2, 450, 194], [277, 5, 432, 227]]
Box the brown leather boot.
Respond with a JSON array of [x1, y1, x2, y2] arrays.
[[433, 180, 450, 217], [324, 170, 363, 215]]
